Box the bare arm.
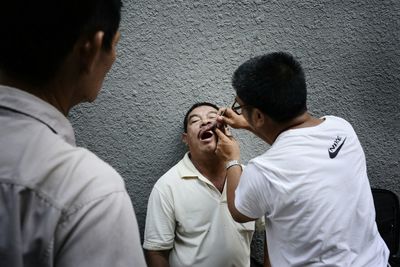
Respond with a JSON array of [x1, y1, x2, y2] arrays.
[[226, 164, 255, 223], [215, 128, 255, 223], [145, 249, 170, 267]]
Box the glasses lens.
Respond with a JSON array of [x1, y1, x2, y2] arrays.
[[235, 107, 242, 115], [231, 99, 241, 115]]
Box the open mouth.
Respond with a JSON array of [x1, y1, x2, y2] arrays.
[[199, 130, 214, 140], [198, 121, 226, 141]]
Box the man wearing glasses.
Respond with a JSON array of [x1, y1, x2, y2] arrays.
[[214, 52, 389, 266], [143, 102, 264, 267]]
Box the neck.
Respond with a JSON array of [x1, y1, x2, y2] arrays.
[[190, 152, 226, 182], [263, 112, 323, 144], [0, 73, 76, 116]]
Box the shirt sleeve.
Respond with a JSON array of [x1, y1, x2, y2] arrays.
[[54, 191, 147, 267], [235, 163, 271, 220], [143, 185, 175, 251]]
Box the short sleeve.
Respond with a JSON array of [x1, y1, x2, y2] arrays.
[[143, 185, 175, 251], [235, 163, 271, 219]]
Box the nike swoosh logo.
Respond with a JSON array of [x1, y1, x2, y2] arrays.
[[329, 137, 346, 159]]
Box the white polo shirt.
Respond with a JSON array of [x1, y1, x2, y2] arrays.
[[0, 85, 146, 267], [144, 153, 256, 267]]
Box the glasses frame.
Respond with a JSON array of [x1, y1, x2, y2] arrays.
[[231, 99, 248, 115]]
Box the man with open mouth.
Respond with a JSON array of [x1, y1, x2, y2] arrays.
[[143, 102, 263, 267]]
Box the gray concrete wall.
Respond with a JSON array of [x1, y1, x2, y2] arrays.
[[69, 0, 400, 261]]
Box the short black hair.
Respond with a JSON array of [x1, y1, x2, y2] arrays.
[[0, 0, 122, 86], [232, 52, 307, 123], [183, 102, 219, 133]]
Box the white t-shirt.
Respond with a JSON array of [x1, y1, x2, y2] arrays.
[[143, 153, 256, 267], [235, 116, 389, 266], [0, 85, 146, 267]]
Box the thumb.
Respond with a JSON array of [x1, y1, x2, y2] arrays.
[[215, 128, 228, 141], [215, 128, 231, 142]]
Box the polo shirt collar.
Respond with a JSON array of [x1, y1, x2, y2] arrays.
[[0, 85, 76, 146], [177, 152, 205, 181], [177, 152, 227, 193]]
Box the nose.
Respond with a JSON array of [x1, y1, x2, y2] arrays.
[[201, 118, 213, 126]]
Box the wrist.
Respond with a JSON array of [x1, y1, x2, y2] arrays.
[[225, 159, 242, 170]]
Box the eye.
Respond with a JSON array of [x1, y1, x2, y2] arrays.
[[208, 112, 218, 119]]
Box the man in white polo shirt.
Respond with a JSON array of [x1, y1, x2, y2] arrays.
[[143, 102, 263, 267]]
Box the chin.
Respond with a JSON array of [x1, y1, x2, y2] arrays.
[[201, 143, 217, 153], [83, 92, 99, 103]]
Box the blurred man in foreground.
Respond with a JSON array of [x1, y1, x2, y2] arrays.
[[0, 1, 146, 266]]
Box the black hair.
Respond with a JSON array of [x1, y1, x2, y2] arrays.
[[0, 0, 122, 85], [232, 52, 307, 123], [183, 102, 219, 133]]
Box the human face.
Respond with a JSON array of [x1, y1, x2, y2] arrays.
[[182, 105, 219, 155]]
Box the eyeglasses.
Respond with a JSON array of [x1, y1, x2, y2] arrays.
[[231, 99, 248, 115]]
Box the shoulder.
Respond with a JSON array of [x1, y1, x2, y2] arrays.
[[240, 159, 269, 185], [36, 139, 127, 211], [66, 146, 125, 192], [322, 115, 354, 130], [149, 157, 195, 203], [153, 159, 182, 190]]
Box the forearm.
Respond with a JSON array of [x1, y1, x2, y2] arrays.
[[226, 165, 246, 222], [215, 127, 254, 223], [145, 250, 170, 267]]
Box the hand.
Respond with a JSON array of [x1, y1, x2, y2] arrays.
[[214, 128, 240, 162], [217, 108, 251, 130]]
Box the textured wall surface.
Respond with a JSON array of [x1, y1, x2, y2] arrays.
[[69, 0, 400, 261]]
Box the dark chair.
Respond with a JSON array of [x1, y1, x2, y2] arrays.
[[372, 188, 400, 266]]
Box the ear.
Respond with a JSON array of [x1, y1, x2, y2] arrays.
[[251, 108, 265, 129], [111, 31, 120, 51], [78, 31, 105, 74], [182, 133, 188, 145]]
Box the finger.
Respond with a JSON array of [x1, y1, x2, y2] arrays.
[[215, 128, 231, 141], [225, 126, 232, 136], [218, 108, 237, 125], [221, 108, 236, 118], [216, 109, 227, 124]]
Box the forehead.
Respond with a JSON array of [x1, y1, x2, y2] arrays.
[[188, 105, 218, 118]]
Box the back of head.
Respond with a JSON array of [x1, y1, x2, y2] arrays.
[[0, 0, 122, 86], [232, 52, 307, 123]]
